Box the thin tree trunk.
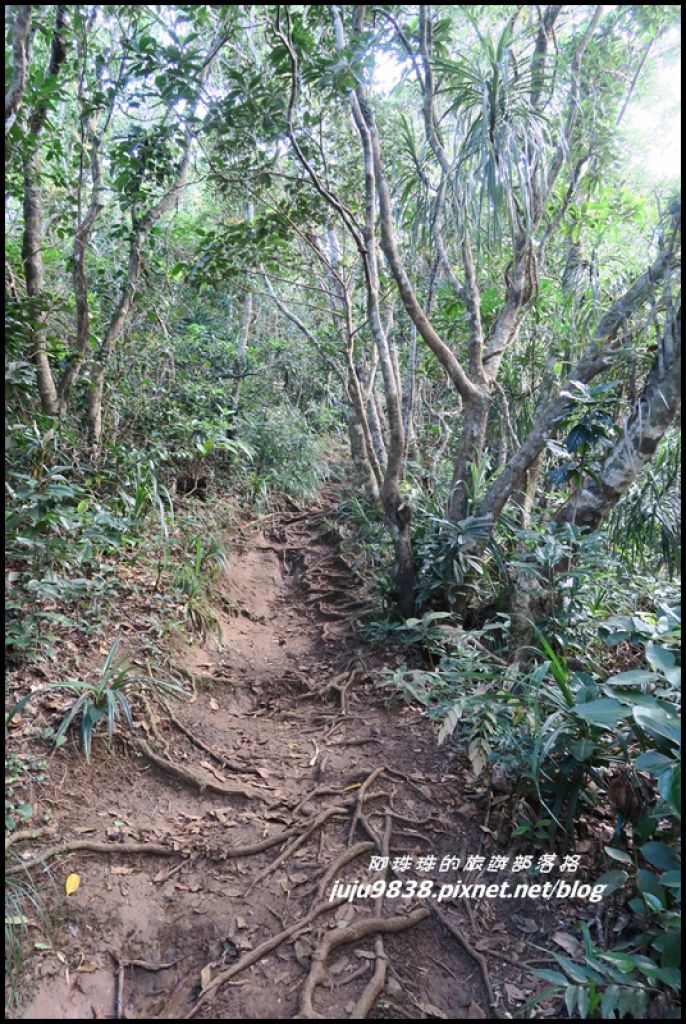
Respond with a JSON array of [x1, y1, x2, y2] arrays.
[[447, 391, 491, 522], [508, 453, 545, 662], [22, 160, 59, 415], [476, 240, 680, 537], [233, 289, 253, 409], [5, 5, 33, 137], [233, 202, 255, 410], [557, 308, 681, 529], [403, 322, 418, 461], [21, 6, 69, 417], [59, 115, 105, 417]]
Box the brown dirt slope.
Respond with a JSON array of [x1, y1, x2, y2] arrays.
[[10, 503, 550, 1020]]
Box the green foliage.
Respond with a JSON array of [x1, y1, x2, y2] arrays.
[[235, 404, 328, 507], [4, 3, 680, 1017], [547, 381, 621, 491], [529, 915, 680, 1019], [5, 876, 54, 1011], [171, 529, 228, 642], [7, 639, 186, 760], [381, 600, 681, 1016], [411, 497, 497, 609], [609, 431, 681, 577], [5, 752, 48, 834]]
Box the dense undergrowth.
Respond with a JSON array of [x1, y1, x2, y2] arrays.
[[333, 451, 681, 1020], [5, 330, 337, 1005]]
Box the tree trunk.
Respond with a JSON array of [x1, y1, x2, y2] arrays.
[[22, 154, 59, 416], [447, 389, 491, 521], [393, 505, 415, 618], [347, 404, 378, 502], [20, 6, 69, 417], [557, 308, 681, 529], [232, 287, 253, 410], [5, 5, 33, 137], [508, 453, 545, 663]]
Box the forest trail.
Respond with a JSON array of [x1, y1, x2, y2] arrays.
[[15, 501, 548, 1020]]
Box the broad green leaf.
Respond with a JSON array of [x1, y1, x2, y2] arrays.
[[603, 846, 632, 864], [573, 698, 628, 727], [640, 841, 680, 871], [632, 706, 681, 746], [595, 869, 628, 897]]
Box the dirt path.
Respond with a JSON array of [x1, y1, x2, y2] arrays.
[[13, 505, 548, 1020]]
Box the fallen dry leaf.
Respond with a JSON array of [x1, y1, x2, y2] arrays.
[[552, 930, 581, 956], [505, 982, 526, 1002], [65, 873, 81, 896]]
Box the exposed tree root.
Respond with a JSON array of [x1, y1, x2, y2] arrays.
[[161, 700, 262, 776], [163, 665, 198, 703], [350, 812, 393, 1019], [298, 908, 430, 1018], [119, 957, 179, 971], [304, 588, 345, 604], [313, 840, 375, 905], [134, 740, 272, 801], [5, 825, 57, 850], [138, 692, 171, 756], [348, 766, 386, 845], [247, 804, 349, 893], [153, 856, 192, 884], [6, 839, 179, 877], [115, 958, 125, 1019], [215, 824, 302, 860], [313, 603, 354, 620], [350, 941, 387, 1019], [184, 898, 347, 1019], [431, 906, 501, 1018], [290, 770, 379, 817], [323, 668, 361, 713]]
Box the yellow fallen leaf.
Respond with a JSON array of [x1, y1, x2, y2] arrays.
[[65, 873, 81, 896]]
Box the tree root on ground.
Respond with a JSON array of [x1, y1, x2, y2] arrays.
[[348, 766, 386, 845], [325, 668, 360, 713], [313, 840, 374, 906], [289, 772, 372, 816], [164, 665, 199, 703], [349, 812, 392, 1019], [134, 740, 273, 802], [6, 839, 180, 876], [430, 905, 501, 1018], [161, 700, 262, 776], [298, 907, 430, 1019], [312, 603, 355, 620], [184, 898, 348, 1019], [5, 825, 57, 850], [246, 804, 349, 893]]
